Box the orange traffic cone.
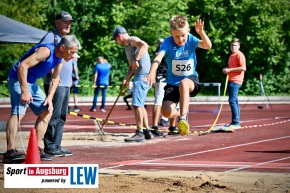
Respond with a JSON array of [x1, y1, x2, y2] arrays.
[[25, 128, 41, 164]]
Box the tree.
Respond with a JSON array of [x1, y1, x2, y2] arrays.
[[0, 0, 48, 81], [187, 0, 290, 95], [1, 0, 289, 96]]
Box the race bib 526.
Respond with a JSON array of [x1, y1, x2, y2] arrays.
[[172, 59, 194, 76]]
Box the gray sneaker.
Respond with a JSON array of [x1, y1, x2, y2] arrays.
[[2, 149, 25, 163], [124, 130, 145, 142], [45, 149, 65, 157], [224, 123, 241, 128], [59, 147, 73, 156], [39, 148, 53, 161]]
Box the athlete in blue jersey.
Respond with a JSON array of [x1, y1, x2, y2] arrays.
[[144, 16, 212, 136], [2, 35, 80, 163], [90, 56, 112, 112]]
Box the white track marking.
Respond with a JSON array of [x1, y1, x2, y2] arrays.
[[102, 135, 290, 170], [140, 162, 249, 167], [225, 156, 290, 172], [191, 117, 289, 128]]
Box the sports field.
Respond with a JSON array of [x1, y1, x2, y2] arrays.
[[0, 98, 290, 192]]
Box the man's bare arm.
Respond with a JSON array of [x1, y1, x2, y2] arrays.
[[47, 60, 64, 101], [143, 52, 165, 86], [130, 37, 149, 60], [17, 47, 50, 104]]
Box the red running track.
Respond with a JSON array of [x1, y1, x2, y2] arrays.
[[0, 103, 290, 173]]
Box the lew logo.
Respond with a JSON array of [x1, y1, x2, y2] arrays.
[[70, 166, 98, 185], [4, 164, 99, 188]]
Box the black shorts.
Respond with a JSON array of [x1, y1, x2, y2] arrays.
[[163, 75, 202, 104]]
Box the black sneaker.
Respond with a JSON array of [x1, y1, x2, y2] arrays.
[[124, 130, 145, 142], [39, 148, 53, 161], [150, 126, 163, 137], [143, 128, 154, 140], [45, 149, 65, 157], [158, 119, 169, 126], [59, 147, 73, 156], [167, 126, 180, 135], [2, 149, 25, 163]]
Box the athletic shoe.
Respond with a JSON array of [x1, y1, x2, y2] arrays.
[[228, 124, 241, 129], [224, 123, 231, 127], [90, 108, 96, 112], [59, 147, 73, 156], [44, 149, 65, 157], [178, 117, 190, 136], [126, 107, 132, 110], [150, 126, 163, 137], [124, 130, 145, 142], [39, 148, 53, 161], [158, 119, 169, 126], [101, 108, 106, 112], [167, 126, 180, 135], [2, 149, 25, 163], [224, 123, 241, 129], [74, 107, 81, 112], [143, 128, 154, 140]]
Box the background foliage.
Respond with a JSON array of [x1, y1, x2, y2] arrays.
[[1, 0, 289, 96]]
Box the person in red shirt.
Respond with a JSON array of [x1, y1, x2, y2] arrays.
[[222, 38, 246, 128]]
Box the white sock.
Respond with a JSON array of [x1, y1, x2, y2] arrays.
[[161, 116, 168, 121]]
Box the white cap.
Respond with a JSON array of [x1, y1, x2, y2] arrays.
[[158, 38, 164, 43]]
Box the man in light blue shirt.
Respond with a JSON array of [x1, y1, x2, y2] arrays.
[[41, 11, 76, 158]]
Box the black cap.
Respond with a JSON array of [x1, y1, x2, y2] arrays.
[[55, 11, 75, 22], [111, 26, 127, 40]]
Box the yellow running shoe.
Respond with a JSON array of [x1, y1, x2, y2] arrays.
[[178, 118, 190, 136]]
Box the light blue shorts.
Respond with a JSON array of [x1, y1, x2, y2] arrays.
[[132, 74, 151, 107], [8, 78, 47, 115]]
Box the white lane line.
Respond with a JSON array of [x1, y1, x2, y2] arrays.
[[225, 156, 290, 172], [66, 116, 290, 130], [102, 135, 290, 170], [140, 163, 249, 167], [191, 117, 289, 128]]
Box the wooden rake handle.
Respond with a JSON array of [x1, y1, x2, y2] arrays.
[[100, 71, 134, 133]]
